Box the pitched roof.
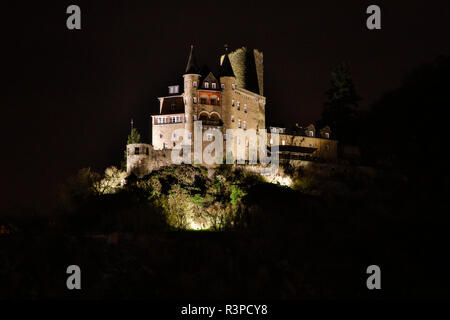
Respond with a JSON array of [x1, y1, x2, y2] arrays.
[[184, 45, 200, 74], [160, 96, 185, 114]]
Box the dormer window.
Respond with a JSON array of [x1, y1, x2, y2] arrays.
[[168, 85, 179, 94], [308, 131, 314, 137], [204, 82, 209, 89], [212, 83, 216, 89]]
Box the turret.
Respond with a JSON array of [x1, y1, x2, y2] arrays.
[[219, 45, 236, 132], [183, 45, 201, 144]]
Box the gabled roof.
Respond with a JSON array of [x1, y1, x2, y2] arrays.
[[159, 96, 185, 114], [184, 45, 200, 74]]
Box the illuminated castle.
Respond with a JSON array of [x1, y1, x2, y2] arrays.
[[127, 45, 337, 177]]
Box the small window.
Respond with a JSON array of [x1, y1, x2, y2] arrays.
[[270, 138, 273, 144], [193, 81, 197, 87], [325, 132, 330, 138], [309, 131, 314, 137], [221, 83, 225, 89], [164, 142, 168, 149], [231, 115, 235, 122], [238, 119, 241, 128], [200, 97, 208, 104], [244, 105, 247, 113], [232, 84, 236, 90], [173, 133, 177, 138], [232, 100, 235, 106], [135, 147, 140, 154], [282, 140, 285, 146], [173, 142, 176, 147], [193, 97, 198, 104], [204, 82, 209, 89], [224, 134, 227, 141], [237, 102, 240, 110], [243, 121, 247, 130], [159, 133, 163, 138], [246, 140, 249, 147], [212, 83, 216, 89], [146, 148, 149, 155], [210, 98, 217, 105], [207, 134, 212, 141]]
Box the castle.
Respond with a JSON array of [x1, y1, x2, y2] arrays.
[[127, 45, 338, 177]]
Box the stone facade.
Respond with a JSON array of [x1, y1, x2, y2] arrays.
[[126, 45, 338, 176]]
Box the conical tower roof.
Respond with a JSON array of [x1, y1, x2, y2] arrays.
[[184, 45, 200, 74], [219, 45, 235, 77]]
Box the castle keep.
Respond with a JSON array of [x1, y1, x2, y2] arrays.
[[127, 46, 338, 177]]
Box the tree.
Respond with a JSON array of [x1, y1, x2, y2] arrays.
[[122, 127, 141, 170], [318, 62, 361, 145], [127, 127, 141, 144]]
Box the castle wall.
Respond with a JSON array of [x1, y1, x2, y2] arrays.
[[152, 122, 185, 150], [268, 133, 338, 160]]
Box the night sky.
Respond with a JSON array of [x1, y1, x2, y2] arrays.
[[3, 1, 450, 211]]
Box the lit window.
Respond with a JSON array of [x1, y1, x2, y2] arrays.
[[282, 140, 285, 145], [164, 142, 168, 149], [212, 83, 216, 89], [244, 105, 247, 113], [221, 83, 225, 89], [309, 131, 314, 137], [204, 82, 209, 89], [243, 121, 247, 129], [270, 138, 273, 144], [193, 97, 198, 104], [325, 132, 329, 138], [238, 119, 241, 128]]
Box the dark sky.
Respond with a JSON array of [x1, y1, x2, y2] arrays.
[[3, 0, 450, 211]]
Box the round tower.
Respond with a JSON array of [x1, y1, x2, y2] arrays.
[[183, 45, 201, 144], [219, 45, 237, 133]]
